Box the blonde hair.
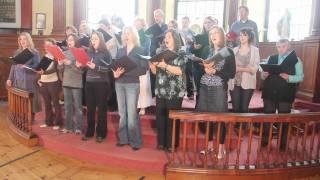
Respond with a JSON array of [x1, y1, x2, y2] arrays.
[[18, 32, 35, 50], [209, 26, 226, 48], [123, 26, 140, 47]]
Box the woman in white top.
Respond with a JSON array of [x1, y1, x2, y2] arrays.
[[37, 39, 62, 130], [134, 17, 152, 115], [230, 28, 260, 114]]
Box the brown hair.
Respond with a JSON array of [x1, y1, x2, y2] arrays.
[[166, 29, 182, 52], [44, 38, 56, 45], [66, 33, 81, 48], [66, 25, 78, 34], [89, 31, 108, 52]]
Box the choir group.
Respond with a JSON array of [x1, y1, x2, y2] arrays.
[[6, 6, 304, 158]]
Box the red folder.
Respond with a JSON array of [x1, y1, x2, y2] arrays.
[[46, 45, 66, 60], [69, 47, 90, 66]]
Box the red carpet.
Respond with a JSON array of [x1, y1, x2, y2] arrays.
[[32, 91, 320, 172]]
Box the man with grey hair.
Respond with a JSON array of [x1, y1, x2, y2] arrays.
[[261, 39, 304, 150]]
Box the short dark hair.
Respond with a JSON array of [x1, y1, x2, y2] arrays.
[[240, 28, 255, 44], [239, 6, 249, 13]]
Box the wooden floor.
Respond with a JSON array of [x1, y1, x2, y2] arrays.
[[0, 102, 164, 180]]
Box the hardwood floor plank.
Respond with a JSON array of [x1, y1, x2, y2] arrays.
[[0, 104, 164, 180]]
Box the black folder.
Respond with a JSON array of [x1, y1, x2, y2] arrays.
[[79, 34, 90, 47], [188, 47, 231, 63], [56, 41, 68, 51], [110, 56, 137, 72], [137, 49, 179, 63], [36, 56, 53, 71], [260, 64, 282, 75], [97, 28, 113, 42], [145, 24, 162, 38], [10, 48, 34, 64]]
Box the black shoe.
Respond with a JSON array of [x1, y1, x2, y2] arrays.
[[96, 137, 104, 143], [132, 147, 140, 151], [81, 136, 92, 141], [116, 143, 127, 147]]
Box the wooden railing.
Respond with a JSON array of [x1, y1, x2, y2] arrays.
[[167, 110, 320, 179], [7, 86, 38, 146]]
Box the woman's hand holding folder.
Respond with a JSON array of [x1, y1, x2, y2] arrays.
[[112, 67, 125, 78], [86, 61, 96, 69]]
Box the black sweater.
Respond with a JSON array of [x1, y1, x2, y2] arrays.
[[86, 49, 113, 83]]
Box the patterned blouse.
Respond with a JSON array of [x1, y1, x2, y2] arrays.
[[155, 50, 188, 100], [201, 49, 225, 87]]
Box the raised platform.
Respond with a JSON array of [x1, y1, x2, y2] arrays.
[[31, 91, 320, 173]]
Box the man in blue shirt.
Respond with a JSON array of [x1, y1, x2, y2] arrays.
[[261, 39, 304, 150], [230, 6, 259, 47]]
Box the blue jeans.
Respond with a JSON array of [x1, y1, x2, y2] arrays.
[[63, 87, 83, 131], [115, 82, 142, 148]]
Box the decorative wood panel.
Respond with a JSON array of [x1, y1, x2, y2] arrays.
[[52, 0, 66, 35], [73, 0, 87, 30], [21, 0, 32, 29]]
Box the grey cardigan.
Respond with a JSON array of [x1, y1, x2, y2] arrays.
[[57, 50, 84, 88]]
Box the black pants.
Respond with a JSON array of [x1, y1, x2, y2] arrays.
[[85, 81, 110, 138], [40, 81, 62, 126], [107, 72, 118, 111], [192, 62, 204, 108], [262, 99, 292, 148], [185, 60, 194, 98], [150, 73, 156, 97], [230, 86, 254, 128], [230, 86, 254, 113], [156, 97, 183, 149]]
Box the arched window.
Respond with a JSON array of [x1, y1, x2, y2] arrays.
[[87, 0, 137, 29], [176, 0, 225, 27]]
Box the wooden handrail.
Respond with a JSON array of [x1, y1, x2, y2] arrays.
[[6, 86, 38, 146], [167, 110, 320, 174]]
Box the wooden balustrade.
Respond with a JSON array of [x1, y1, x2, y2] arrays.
[[6, 86, 38, 146], [167, 110, 320, 179]]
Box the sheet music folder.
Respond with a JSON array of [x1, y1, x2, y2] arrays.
[[10, 48, 34, 64], [46, 45, 66, 60], [188, 47, 231, 63], [137, 49, 178, 63], [110, 56, 137, 72], [36, 57, 53, 71], [97, 28, 113, 42], [260, 64, 282, 75], [69, 48, 90, 66]]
